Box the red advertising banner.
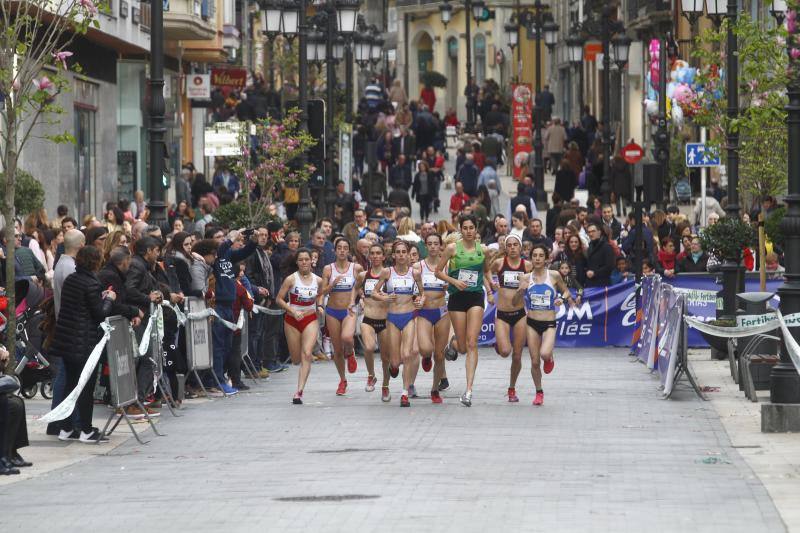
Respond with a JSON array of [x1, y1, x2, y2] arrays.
[[511, 83, 533, 180], [210, 68, 247, 90]]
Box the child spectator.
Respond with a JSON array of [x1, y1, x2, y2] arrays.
[[610, 256, 633, 285]]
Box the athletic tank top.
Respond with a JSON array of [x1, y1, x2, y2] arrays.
[[363, 269, 382, 298], [420, 260, 447, 292], [525, 270, 557, 312], [289, 272, 319, 312], [448, 240, 485, 295], [328, 262, 356, 292], [498, 257, 525, 289], [386, 266, 415, 296]]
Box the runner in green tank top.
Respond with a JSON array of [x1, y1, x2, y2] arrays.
[[435, 214, 493, 407]]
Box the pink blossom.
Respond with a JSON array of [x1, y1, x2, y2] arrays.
[[33, 76, 53, 91], [79, 0, 98, 15], [788, 10, 796, 33], [11, 79, 20, 91], [791, 47, 800, 60], [53, 50, 73, 69]]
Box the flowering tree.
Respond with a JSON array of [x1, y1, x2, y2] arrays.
[[691, 15, 788, 203], [0, 0, 103, 354], [234, 109, 317, 225]]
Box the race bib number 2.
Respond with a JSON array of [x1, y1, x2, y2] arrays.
[[458, 270, 479, 287], [529, 293, 550, 308]]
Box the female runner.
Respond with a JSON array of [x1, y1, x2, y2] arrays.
[[275, 249, 324, 404], [352, 244, 389, 400], [416, 233, 451, 404], [406, 245, 421, 399], [518, 244, 575, 405], [487, 234, 531, 403], [372, 241, 425, 407], [436, 214, 493, 407], [321, 238, 364, 396]]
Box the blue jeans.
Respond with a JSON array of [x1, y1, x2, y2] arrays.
[[212, 305, 234, 383]]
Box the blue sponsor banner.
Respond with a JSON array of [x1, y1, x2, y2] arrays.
[[476, 275, 783, 349], [478, 280, 639, 348]]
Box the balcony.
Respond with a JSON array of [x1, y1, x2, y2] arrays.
[[626, 0, 671, 31], [164, 0, 216, 40]]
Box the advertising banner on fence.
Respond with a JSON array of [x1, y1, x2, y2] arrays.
[[511, 84, 533, 180], [670, 276, 781, 347], [478, 281, 639, 348]]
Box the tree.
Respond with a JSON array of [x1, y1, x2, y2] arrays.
[[1, 0, 103, 356], [234, 109, 317, 226], [0, 169, 45, 216], [691, 14, 789, 205]]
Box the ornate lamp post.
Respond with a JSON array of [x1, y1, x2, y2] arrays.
[[147, 0, 167, 228], [566, 34, 584, 122], [261, 0, 284, 89], [564, 6, 630, 205]]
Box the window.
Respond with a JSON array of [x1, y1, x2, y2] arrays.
[[474, 34, 486, 85]]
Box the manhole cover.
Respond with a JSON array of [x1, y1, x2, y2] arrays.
[[274, 495, 380, 503], [308, 448, 387, 454]]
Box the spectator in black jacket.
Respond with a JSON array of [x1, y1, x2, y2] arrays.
[[49, 246, 130, 443], [388, 154, 413, 190], [584, 223, 616, 287], [456, 153, 480, 197], [554, 159, 577, 202], [510, 182, 536, 219], [601, 205, 622, 241]]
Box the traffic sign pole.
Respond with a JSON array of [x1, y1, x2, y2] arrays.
[[701, 127, 707, 226]]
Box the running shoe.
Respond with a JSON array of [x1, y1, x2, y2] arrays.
[[438, 378, 450, 391], [336, 380, 348, 396], [365, 375, 378, 392], [431, 390, 443, 404], [533, 391, 544, 406], [400, 394, 410, 407], [421, 356, 432, 372], [293, 391, 303, 405], [460, 391, 472, 407], [381, 386, 391, 402], [409, 384, 418, 398], [347, 350, 358, 374], [507, 387, 519, 403], [58, 429, 80, 442], [221, 383, 239, 395], [543, 358, 555, 374], [389, 365, 399, 378], [79, 428, 109, 444], [444, 336, 459, 361]]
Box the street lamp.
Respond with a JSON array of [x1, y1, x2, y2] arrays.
[[370, 34, 384, 67], [335, 0, 360, 34], [570, 5, 629, 205], [440, 0, 485, 131], [770, 0, 787, 25], [504, 21, 519, 51], [261, 0, 284, 89], [679, 0, 705, 25]]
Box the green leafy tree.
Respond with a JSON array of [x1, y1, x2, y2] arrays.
[[0, 169, 45, 215], [691, 14, 788, 204], [1, 0, 104, 357]]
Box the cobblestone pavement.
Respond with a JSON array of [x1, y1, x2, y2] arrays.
[[0, 348, 785, 532]]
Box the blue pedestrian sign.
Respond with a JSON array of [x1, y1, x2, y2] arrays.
[[685, 143, 720, 167]]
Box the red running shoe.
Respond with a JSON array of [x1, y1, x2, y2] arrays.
[[543, 358, 555, 374], [381, 386, 391, 402], [507, 387, 519, 403], [533, 391, 544, 406], [400, 394, 410, 407], [347, 351, 358, 373], [430, 390, 443, 404], [421, 356, 432, 372], [336, 380, 347, 396], [389, 365, 399, 378], [365, 375, 378, 392]]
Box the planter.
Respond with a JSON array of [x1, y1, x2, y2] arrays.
[[701, 319, 736, 356], [749, 355, 779, 391]]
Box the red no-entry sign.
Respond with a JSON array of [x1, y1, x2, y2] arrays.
[[623, 142, 644, 164]]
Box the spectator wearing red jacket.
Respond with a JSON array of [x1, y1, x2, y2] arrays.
[[657, 239, 677, 278], [229, 264, 254, 390], [449, 181, 471, 222]]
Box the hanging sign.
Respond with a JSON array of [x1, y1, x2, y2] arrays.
[[210, 68, 247, 90], [187, 73, 211, 99], [511, 83, 533, 180]]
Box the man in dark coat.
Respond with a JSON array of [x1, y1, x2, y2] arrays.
[[510, 182, 536, 219], [456, 153, 480, 197], [584, 223, 616, 287], [388, 154, 413, 190]]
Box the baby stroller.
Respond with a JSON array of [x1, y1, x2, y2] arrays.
[[673, 178, 692, 205], [12, 279, 53, 400]]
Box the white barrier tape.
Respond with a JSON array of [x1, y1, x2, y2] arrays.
[[138, 314, 156, 356], [776, 310, 800, 376], [38, 322, 114, 424], [253, 304, 285, 316], [186, 308, 242, 331], [685, 316, 780, 338], [161, 301, 187, 325]]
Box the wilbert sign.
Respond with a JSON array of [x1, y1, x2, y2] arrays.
[[210, 68, 247, 90]]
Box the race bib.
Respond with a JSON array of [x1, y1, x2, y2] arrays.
[[503, 271, 521, 287], [335, 276, 354, 288], [529, 293, 551, 308], [296, 287, 316, 302], [392, 278, 414, 293], [423, 273, 442, 289], [458, 270, 479, 287], [364, 279, 378, 295]]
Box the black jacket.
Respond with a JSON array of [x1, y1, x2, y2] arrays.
[[389, 164, 412, 190], [97, 263, 141, 320], [125, 255, 163, 313], [678, 252, 709, 273], [246, 247, 275, 306], [411, 171, 436, 199], [602, 217, 623, 241], [510, 194, 535, 219], [585, 238, 616, 287], [49, 266, 116, 364], [165, 252, 203, 298], [554, 168, 577, 202]]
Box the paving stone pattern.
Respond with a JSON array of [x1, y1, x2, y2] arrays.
[[0, 348, 785, 532]]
